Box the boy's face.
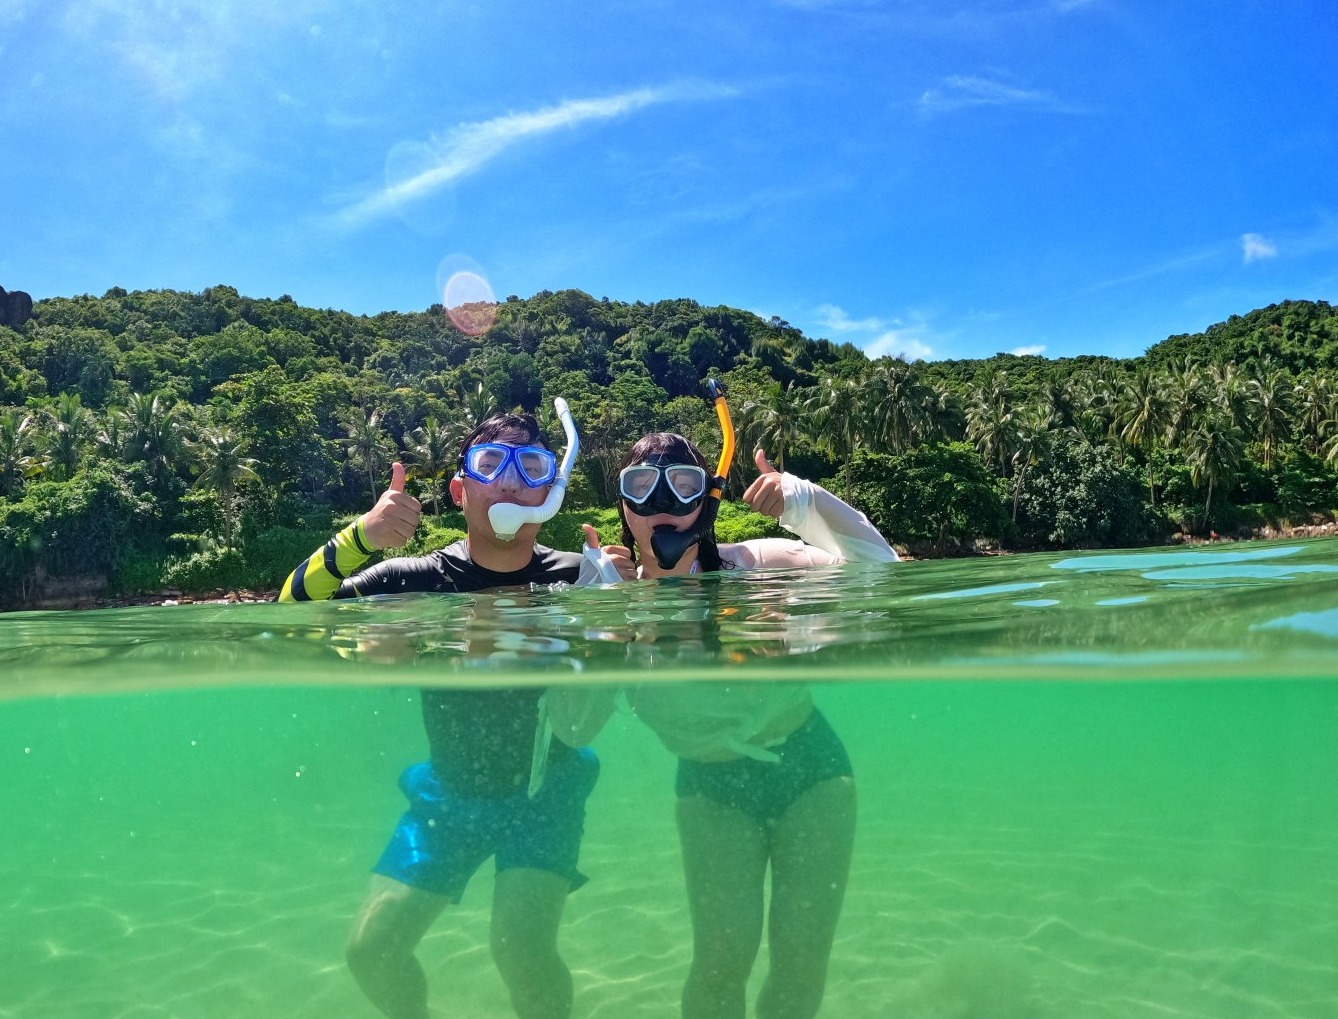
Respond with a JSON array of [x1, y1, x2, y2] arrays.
[[449, 429, 552, 543]]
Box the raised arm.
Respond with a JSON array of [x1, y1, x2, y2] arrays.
[[742, 449, 898, 565], [278, 462, 423, 601]]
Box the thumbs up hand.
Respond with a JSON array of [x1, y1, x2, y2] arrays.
[[581, 523, 638, 581], [742, 448, 786, 520], [360, 462, 422, 550]]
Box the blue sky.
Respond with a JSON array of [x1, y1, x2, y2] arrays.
[[2, 0, 1335, 362]]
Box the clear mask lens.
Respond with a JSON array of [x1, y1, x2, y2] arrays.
[[463, 444, 557, 487], [619, 464, 707, 506]]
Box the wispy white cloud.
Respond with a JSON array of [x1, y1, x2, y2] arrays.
[[867, 329, 934, 361], [917, 75, 1082, 116], [814, 304, 938, 360], [1241, 232, 1278, 263], [815, 303, 885, 333], [1080, 247, 1221, 295], [337, 84, 735, 228], [1011, 343, 1047, 356], [59, 0, 326, 101]]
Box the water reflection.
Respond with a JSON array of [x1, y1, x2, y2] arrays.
[[7, 541, 1338, 697], [2, 541, 1338, 1017]]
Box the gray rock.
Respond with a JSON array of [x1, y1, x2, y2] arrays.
[[0, 286, 34, 328]]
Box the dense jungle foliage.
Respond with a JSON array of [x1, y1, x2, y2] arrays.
[[1, 286, 1336, 608]]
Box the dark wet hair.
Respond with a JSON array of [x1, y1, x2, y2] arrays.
[[618, 432, 727, 572], [456, 412, 551, 469]]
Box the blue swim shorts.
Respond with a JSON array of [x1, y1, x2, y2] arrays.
[[675, 709, 852, 825], [373, 747, 599, 902]]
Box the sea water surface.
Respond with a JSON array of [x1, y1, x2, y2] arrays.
[[3, 539, 1337, 1018]]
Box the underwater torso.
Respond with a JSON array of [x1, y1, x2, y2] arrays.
[[337, 541, 584, 796], [627, 681, 814, 763]]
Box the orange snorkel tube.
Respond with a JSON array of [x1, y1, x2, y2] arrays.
[[648, 378, 735, 570], [706, 377, 734, 504]]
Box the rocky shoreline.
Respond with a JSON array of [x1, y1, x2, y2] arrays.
[[89, 588, 279, 610]]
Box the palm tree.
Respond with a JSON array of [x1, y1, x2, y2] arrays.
[[0, 409, 40, 498], [457, 381, 492, 430], [964, 371, 1017, 475], [918, 384, 963, 444], [803, 374, 864, 499], [1162, 357, 1206, 449], [42, 392, 95, 482], [192, 427, 260, 546], [865, 358, 929, 454], [1009, 403, 1052, 523], [345, 410, 396, 503], [1323, 422, 1338, 470], [1294, 373, 1334, 454], [1068, 369, 1117, 447], [1245, 363, 1293, 471], [120, 391, 188, 484], [405, 416, 464, 515], [1114, 369, 1168, 504], [1205, 361, 1250, 433], [1182, 413, 1244, 529], [1036, 375, 1081, 432], [740, 381, 805, 471]]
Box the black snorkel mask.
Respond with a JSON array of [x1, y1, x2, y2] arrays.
[[645, 379, 736, 571]]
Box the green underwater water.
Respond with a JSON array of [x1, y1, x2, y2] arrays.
[[2, 539, 1337, 1018]]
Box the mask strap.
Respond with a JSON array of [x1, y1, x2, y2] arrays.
[[648, 379, 734, 570]]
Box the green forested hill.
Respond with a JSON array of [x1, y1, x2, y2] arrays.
[[1, 286, 1337, 607], [1141, 299, 1338, 374]]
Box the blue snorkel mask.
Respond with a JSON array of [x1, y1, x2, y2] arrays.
[[485, 399, 579, 541]]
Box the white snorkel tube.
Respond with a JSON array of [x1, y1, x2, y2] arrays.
[[488, 397, 579, 541]]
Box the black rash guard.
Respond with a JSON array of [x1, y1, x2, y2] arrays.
[[282, 535, 582, 798]]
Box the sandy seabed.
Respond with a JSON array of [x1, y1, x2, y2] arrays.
[[2, 675, 1336, 1018]]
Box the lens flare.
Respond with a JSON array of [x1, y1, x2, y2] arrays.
[[443, 270, 497, 336]]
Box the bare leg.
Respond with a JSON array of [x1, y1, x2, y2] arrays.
[[491, 867, 576, 1019], [756, 776, 856, 1019], [676, 795, 770, 1019], [346, 875, 450, 1019]]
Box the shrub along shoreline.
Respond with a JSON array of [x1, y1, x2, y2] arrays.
[[24, 502, 1338, 612], [13, 501, 790, 610]]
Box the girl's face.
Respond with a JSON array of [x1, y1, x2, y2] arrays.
[[622, 499, 704, 573]]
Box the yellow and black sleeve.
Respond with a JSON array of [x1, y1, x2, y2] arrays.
[[278, 519, 375, 602]]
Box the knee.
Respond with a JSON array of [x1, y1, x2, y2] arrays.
[[490, 926, 559, 979], [688, 952, 753, 995], [345, 927, 380, 977], [757, 966, 828, 1019], [683, 956, 752, 1018], [346, 920, 407, 977]]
